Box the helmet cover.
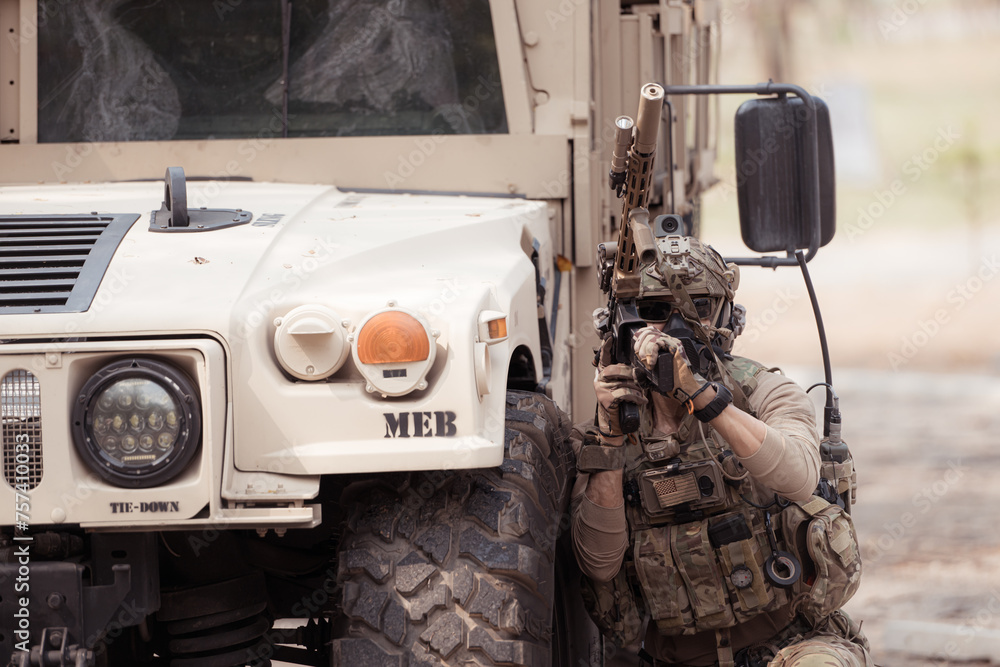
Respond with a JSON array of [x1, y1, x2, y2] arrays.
[[638, 236, 745, 352]]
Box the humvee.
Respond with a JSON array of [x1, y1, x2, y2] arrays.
[[0, 1, 836, 665]]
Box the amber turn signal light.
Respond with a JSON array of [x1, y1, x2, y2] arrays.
[[356, 311, 431, 364], [477, 310, 509, 344], [487, 318, 507, 339]]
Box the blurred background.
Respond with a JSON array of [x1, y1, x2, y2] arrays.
[[702, 1, 1000, 664]]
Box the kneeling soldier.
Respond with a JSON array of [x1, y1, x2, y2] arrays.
[[571, 237, 872, 667]]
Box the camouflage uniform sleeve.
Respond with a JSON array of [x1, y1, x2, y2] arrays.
[[568, 423, 629, 582], [736, 372, 821, 502]]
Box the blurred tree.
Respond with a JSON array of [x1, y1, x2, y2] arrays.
[[750, 0, 793, 81]]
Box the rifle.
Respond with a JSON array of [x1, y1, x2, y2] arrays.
[[597, 83, 675, 433]]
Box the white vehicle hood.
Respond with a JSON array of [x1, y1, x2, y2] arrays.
[[0, 180, 559, 480], [0, 181, 548, 341]]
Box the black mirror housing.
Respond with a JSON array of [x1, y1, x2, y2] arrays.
[[735, 96, 836, 253]]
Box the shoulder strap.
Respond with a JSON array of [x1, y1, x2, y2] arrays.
[[796, 495, 831, 516]]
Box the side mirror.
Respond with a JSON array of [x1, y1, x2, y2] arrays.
[[735, 96, 835, 253]]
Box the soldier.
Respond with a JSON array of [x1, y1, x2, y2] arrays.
[[571, 237, 873, 667]]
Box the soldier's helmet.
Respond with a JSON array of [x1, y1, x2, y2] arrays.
[[638, 236, 745, 352]]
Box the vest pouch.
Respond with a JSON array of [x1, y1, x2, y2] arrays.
[[637, 459, 728, 520], [633, 526, 694, 634], [710, 511, 782, 623], [634, 522, 738, 635], [579, 567, 643, 648], [821, 455, 858, 507], [781, 497, 862, 623]]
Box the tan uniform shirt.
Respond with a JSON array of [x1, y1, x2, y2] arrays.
[[570, 371, 822, 665]]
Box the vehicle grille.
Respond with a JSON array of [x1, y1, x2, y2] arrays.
[[1, 370, 43, 491], [0, 213, 139, 314]]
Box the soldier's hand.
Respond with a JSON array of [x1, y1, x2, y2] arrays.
[[669, 345, 705, 403], [594, 339, 647, 439], [633, 326, 679, 370], [632, 326, 706, 403]]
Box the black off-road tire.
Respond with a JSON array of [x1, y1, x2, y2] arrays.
[[331, 390, 577, 666]]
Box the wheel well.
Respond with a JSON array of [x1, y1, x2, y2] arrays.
[[507, 345, 537, 392]]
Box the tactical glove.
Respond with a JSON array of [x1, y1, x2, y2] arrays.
[[632, 326, 706, 403], [594, 339, 647, 439]]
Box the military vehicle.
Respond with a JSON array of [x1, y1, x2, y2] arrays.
[[0, 1, 837, 665]]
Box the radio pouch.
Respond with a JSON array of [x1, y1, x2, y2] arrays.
[[780, 496, 863, 624]]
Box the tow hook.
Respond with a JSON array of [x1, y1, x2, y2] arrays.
[[9, 627, 93, 667]]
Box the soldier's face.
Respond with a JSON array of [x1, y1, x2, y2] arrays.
[[638, 297, 715, 323], [639, 298, 714, 330], [649, 318, 712, 332]]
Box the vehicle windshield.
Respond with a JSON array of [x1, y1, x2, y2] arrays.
[[37, 0, 506, 143]]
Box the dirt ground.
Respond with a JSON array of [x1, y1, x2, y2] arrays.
[[837, 367, 1000, 666]]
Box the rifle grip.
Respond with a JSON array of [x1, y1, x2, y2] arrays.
[[619, 402, 640, 434]]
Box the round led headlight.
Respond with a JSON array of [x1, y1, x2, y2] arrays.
[[72, 358, 201, 488], [352, 305, 438, 397]]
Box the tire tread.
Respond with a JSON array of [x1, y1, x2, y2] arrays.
[[332, 391, 574, 665]]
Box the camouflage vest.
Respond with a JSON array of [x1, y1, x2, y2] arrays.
[[581, 356, 862, 644]]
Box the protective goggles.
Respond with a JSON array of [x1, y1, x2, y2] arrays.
[[637, 297, 716, 322]]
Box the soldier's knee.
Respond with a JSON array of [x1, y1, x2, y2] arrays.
[[769, 639, 861, 667], [772, 653, 850, 667]]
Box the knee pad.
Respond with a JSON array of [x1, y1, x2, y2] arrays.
[[769, 639, 858, 667]]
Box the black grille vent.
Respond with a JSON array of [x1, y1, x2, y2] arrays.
[[1, 370, 43, 491], [0, 213, 139, 314]]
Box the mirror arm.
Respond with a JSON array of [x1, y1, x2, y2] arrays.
[[664, 83, 822, 267], [726, 253, 797, 268]]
